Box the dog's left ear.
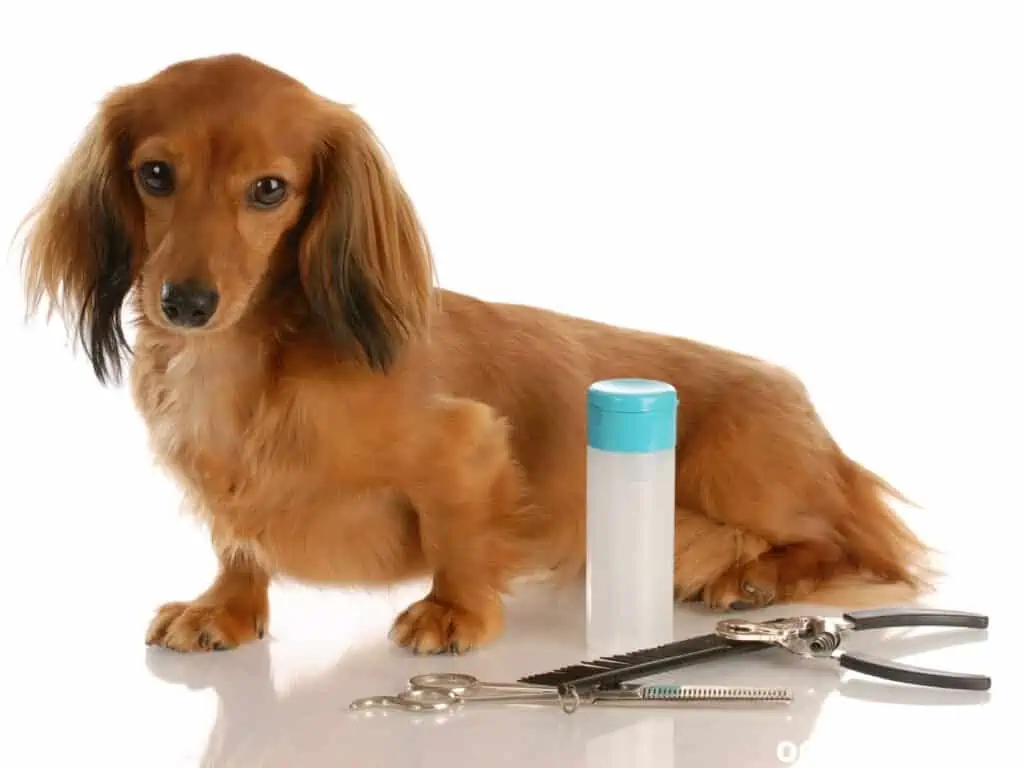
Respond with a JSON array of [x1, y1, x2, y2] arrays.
[[296, 104, 436, 372]]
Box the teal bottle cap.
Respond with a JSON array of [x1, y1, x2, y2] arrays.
[[587, 378, 678, 453]]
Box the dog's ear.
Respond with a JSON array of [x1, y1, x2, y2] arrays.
[[20, 95, 140, 385], [295, 104, 436, 372]]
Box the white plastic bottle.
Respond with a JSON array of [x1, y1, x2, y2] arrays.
[[585, 378, 678, 657]]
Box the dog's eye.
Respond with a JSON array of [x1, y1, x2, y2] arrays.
[[249, 177, 288, 208], [138, 161, 175, 196]]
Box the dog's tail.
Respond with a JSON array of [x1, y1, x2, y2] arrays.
[[796, 450, 937, 607]]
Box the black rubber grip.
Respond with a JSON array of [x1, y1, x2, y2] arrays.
[[843, 607, 989, 631], [838, 651, 991, 691]]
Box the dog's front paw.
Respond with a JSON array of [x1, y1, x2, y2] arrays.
[[389, 595, 503, 654], [145, 598, 268, 652], [702, 557, 779, 610]]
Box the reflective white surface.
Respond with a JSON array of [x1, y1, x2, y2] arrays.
[[0, 484, 1005, 767]]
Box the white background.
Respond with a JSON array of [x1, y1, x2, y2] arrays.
[[0, 2, 1017, 766]]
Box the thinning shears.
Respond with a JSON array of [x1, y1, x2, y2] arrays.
[[349, 672, 791, 714]]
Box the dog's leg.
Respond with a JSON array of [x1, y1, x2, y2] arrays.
[[146, 545, 269, 652], [673, 508, 771, 604], [672, 371, 927, 611], [390, 399, 528, 654], [699, 541, 847, 608], [673, 509, 846, 609]]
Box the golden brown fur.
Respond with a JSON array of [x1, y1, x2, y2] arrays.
[[20, 54, 932, 654]]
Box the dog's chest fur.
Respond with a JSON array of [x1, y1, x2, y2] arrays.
[[130, 330, 430, 585], [159, 348, 245, 452], [132, 332, 265, 496]]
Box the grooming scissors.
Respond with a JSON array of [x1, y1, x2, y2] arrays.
[[349, 672, 792, 714], [519, 606, 990, 693]]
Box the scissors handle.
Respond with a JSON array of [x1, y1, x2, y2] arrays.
[[409, 672, 555, 698], [349, 688, 457, 712]]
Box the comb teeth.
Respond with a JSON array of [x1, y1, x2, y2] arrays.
[[518, 632, 774, 690], [639, 685, 793, 702]]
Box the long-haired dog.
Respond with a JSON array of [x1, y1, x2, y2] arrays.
[[20, 54, 931, 654]]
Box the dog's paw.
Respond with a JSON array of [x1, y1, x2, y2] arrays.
[[145, 599, 268, 652], [389, 596, 503, 654], [702, 558, 778, 611]]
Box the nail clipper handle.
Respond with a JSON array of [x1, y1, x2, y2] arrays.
[[838, 652, 992, 691], [842, 607, 989, 631]]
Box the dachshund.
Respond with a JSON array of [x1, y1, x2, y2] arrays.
[[19, 54, 932, 654]]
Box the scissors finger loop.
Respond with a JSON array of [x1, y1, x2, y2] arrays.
[[408, 672, 477, 692], [349, 688, 456, 713]]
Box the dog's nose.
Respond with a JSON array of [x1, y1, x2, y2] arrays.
[[160, 281, 219, 328]]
